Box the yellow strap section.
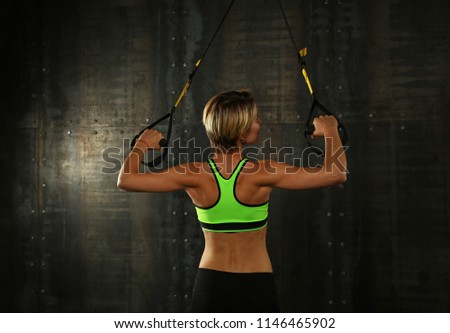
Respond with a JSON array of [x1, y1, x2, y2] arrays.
[[174, 59, 202, 108], [302, 68, 314, 95], [298, 47, 313, 95], [174, 81, 191, 108], [299, 47, 307, 58]]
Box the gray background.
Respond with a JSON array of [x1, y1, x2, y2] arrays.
[[1, 0, 449, 312]]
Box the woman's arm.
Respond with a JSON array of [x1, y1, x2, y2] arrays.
[[260, 115, 348, 190], [117, 129, 195, 192]]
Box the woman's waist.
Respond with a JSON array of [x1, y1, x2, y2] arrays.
[[199, 245, 272, 273]]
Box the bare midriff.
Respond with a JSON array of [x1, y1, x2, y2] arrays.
[[199, 226, 272, 273]]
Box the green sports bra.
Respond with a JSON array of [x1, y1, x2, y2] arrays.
[[194, 157, 269, 233]]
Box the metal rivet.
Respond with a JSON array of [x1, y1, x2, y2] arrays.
[[31, 210, 35, 214], [325, 28, 330, 33], [184, 211, 188, 216], [171, 63, 176, 67], [171, 90, 176, 95], [338, 84, 344, 90], [329, 300, 334, 305], [325, 85, 330, 90], [338, 113, 343, 119], [184, 239, 189, 243], [172, 266, 177, 271], [31, 236, 35, 240], [32, 158, 36, 162], [41, 289, 46, 294], [32, 94, 36, 98], [171, 10, 176, 14], [173, 294, 177, 298], [30, 262, 34, 267], [342, 299, 347, 305], [172, 211, 177, 215], [183, 35, 188, 40], [339, 212, 344, 217], [182, 9, 187, 14], [41, 210, 46, 214], [400, 112, 405, 117], [328, 241, 333, 247], [67, 130, 72, 135], [184, 294, 189, 299], [337, 56, 343, 62], [42, 236, 46, 241], [368, 113, 374, 118], [145, 118, 150, 122], [324, 0, 329, 5], [325, 57, 330, 62], [328, 270, 333, 276], [171, 36, 176, 41], [184, 129, 188, 134], [337, 28, 342, 33], [296, 114, 300, 119], [42, 183, 46, 188], [341, 270, 346, 276], [401, 125, 406, 130], [42, 68, 46, 72], [339, 184, 344, 189], [42, 262, 46, 267], [327, 212, 332, 217], [172, 239, 177, 243], [341, 241, 345, 247]]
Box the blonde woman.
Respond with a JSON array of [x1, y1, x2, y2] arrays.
[[117, 89, 347, 312]]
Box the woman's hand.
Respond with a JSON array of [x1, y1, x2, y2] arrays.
[[311, 115, 338, 139], [137, 129, 165, 150]]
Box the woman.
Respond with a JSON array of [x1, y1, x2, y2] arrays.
[[117, 89, 347, 312]]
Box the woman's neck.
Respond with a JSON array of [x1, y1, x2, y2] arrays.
[[212, 148, 243, 165]]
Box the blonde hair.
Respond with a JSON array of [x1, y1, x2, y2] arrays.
[[202, 89, 257, 151]]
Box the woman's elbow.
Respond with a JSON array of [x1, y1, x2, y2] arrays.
[[333, 172, 347, 185], [117, 175, 132, 191]]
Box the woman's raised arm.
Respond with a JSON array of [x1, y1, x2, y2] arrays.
[[117, 129, 196, 192], [259, 116, 348, 190]]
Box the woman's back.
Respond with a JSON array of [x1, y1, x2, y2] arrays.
[[184, 156, 273, 272]]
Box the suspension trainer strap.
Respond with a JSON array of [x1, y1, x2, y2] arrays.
[[276, 0, 348, 149], [131, 0, 237, 167]]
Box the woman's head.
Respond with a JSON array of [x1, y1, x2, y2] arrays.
[[203, 89, 260, 152]]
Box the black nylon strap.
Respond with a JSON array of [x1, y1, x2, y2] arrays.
[[276, 0, 348, 150], [131, 0, 237, 167]]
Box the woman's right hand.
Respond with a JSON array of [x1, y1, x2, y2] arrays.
[[311, 115, 339, 139]]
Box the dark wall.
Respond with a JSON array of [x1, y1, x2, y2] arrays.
[[1, 0, 449, 312]]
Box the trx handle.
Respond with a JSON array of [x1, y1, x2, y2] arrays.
[[130, 0, 237, 167], [276, 0, 348, 151]]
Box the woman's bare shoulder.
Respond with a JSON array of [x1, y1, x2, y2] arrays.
[[243, 158, 280, 174], [173, 160, 211, 176]]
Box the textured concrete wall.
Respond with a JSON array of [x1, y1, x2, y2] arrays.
[[0, 0, 449, 312]]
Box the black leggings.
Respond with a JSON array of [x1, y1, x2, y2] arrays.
[[190, 268, 279, 313]]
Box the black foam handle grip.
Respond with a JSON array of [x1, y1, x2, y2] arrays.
[[159, 138, 168, 148], [305, 125, 315, 135]]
